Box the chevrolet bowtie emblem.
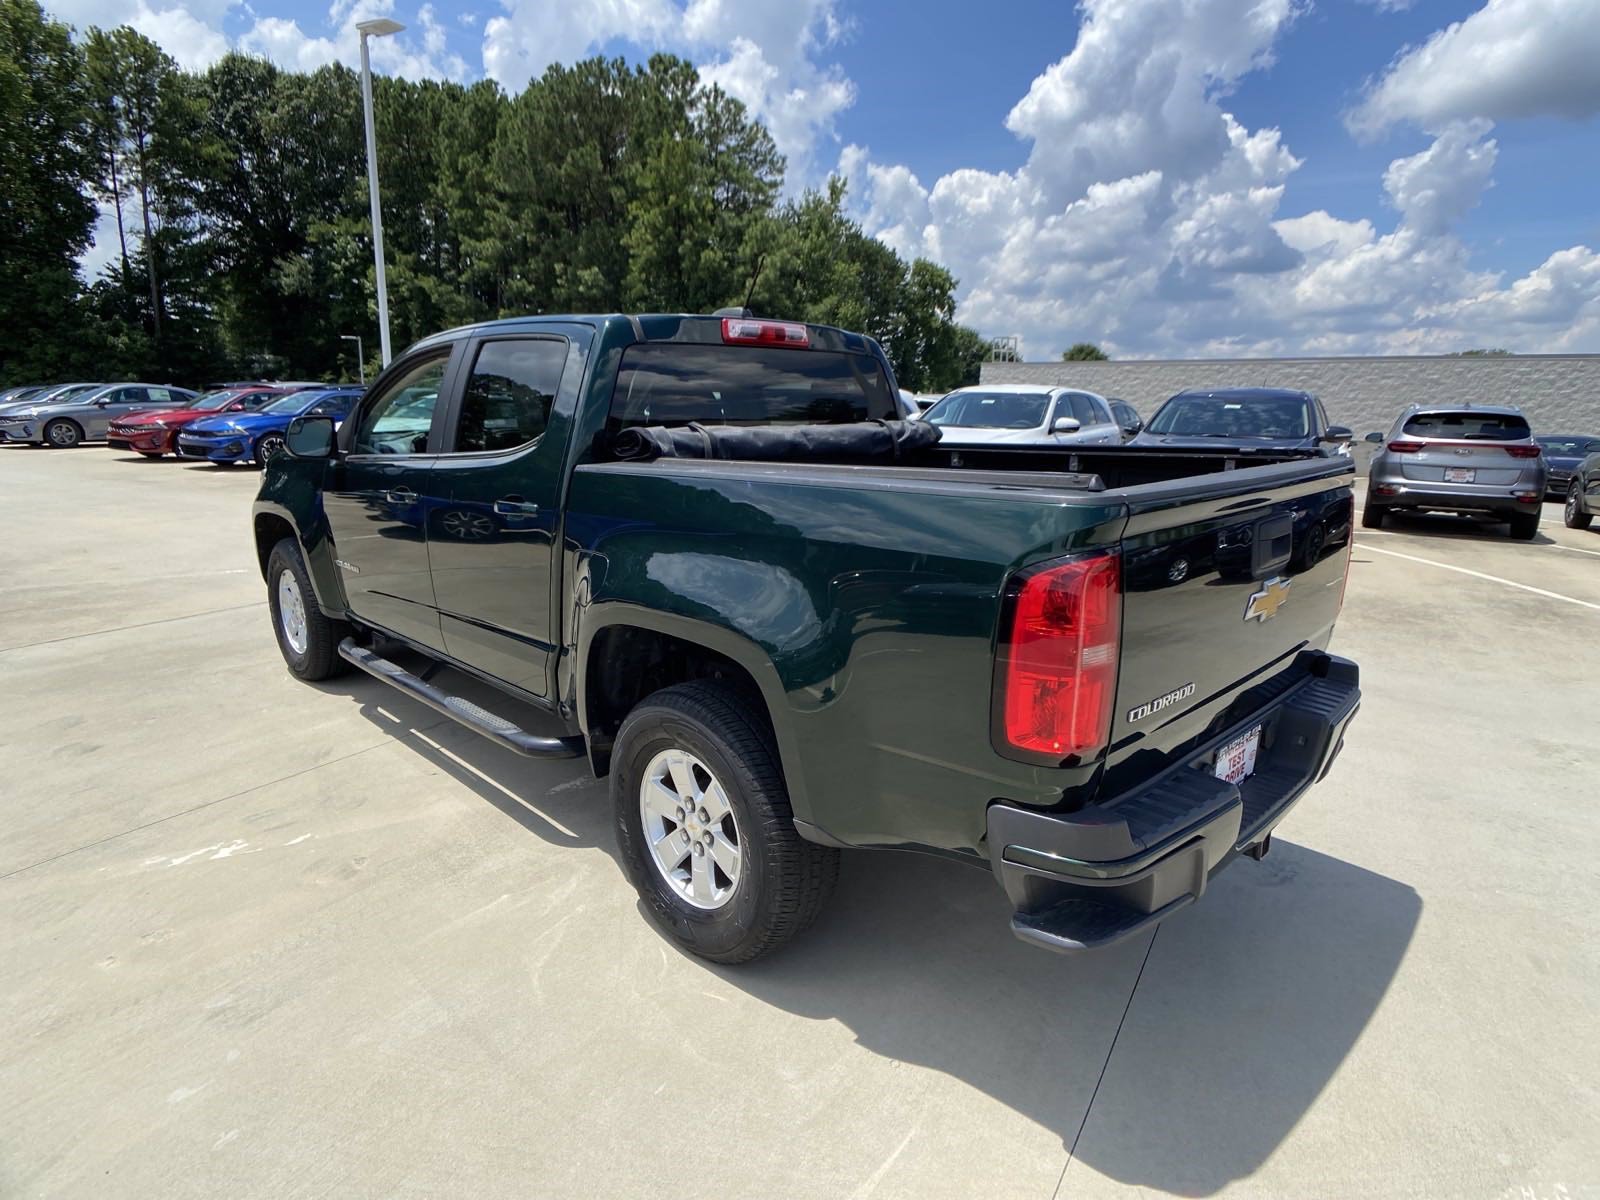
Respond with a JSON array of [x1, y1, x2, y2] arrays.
[[1244, 576, 1291, 622]]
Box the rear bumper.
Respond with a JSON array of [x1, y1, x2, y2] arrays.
[[1369, 482, 1541, 515], [986, 653, 1360, 953]]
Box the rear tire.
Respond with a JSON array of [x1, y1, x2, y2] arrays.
[[1361, 503, 1386, 529], [1566, 484, 1593, 530], [1508, 512, 1540, 541], [613, 681, 839, 964], [44, 419, 82, 448], [265, 537, 350, 681]]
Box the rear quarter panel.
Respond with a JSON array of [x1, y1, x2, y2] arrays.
[[565, 462, 1123, 856]]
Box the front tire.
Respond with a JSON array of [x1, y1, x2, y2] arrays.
[[265, 538, 350, 681], [1508, 511, 1540, 541], [1566, 484, 1593, 530], [1361, 503, 1386, 529], [254, 433, 286, 464], [613, 681, 839, 964], [44, 419, 82, 448]]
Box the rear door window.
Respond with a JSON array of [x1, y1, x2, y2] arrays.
[[610, 343, 895, 431], [451, 338, 567, 452], [1402, 411, 1531, 440]]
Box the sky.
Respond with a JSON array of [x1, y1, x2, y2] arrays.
[[51, 0, 1600, 360]]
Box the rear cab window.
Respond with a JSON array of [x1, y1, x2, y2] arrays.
[[609, 343, 896, 433], [1401, 411, 1531, 440]]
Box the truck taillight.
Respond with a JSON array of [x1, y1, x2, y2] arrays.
[[721, 318, 809, 348], [1387, 440, 1424, 453], [995, 551, 1121, 762]]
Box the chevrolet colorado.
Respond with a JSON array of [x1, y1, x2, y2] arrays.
[[253, 313, 1360, 963]]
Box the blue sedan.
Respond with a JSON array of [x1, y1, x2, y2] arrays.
[[176, 388, 362, 464]]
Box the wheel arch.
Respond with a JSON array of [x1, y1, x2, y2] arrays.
[[252, 503, 347, 617], [576, 606, 814, 826]]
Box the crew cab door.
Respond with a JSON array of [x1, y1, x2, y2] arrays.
[[427, 328, 587, 700], [323, 347, 461, 653]]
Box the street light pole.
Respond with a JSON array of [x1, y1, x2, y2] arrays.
[[357, 18, 404, 368], [340, 334, 365, 385]]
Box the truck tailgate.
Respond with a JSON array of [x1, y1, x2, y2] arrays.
[[1101, 458, 1355, 789]]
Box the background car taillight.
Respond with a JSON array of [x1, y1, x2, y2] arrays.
[[1387, 440, 1424, 453], [994, 550, 1121, 763], [1504, 444, 1541, 459], [721, 318, 809, 348]]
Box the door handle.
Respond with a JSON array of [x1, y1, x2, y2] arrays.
[[493, 496, 539, 516], [384, 487, 416, 504]]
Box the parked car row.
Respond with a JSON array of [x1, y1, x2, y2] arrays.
[[0, 380, 362, 465], [912, 384, 1349, 453], [909, 383, 1594, 543]]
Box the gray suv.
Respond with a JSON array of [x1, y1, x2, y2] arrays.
[[0, 383, 196, 447], [1364, 404, 1546, 539]]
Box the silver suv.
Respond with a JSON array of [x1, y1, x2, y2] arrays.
[[1364, 404, 1546, 540]]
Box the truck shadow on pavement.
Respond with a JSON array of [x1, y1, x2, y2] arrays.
[[342, 663, 1420, 1197]]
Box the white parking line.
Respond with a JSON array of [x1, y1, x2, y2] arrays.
[[1547, 542, 1600, 559], [1361, 544, 1600, 611]]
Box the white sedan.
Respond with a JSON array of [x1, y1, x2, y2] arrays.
[[917, 385, 1123, 446]]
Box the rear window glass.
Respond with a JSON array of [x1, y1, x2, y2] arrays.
[[1147, 394, 1312, 438], [1537, 436, 1600, 455], [610, 343, 896, 430], [1402, 411, 1531, 440]]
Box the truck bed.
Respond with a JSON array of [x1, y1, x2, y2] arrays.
[[565, 446, 1356, 858]]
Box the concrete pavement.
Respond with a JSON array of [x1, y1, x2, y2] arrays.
[[2, 445, 1596, 1198]]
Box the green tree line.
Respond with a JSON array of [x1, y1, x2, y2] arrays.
[[0, 0, 988, 392]]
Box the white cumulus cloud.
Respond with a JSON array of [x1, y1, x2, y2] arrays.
[[842, 0, 1600, 357], [1350, 0, 1600, 134]]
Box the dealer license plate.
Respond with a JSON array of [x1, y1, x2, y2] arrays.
[[1214, 725, 1262, 785], [1444, 467, 1475, 483]]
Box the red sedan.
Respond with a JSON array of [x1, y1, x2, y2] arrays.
[[107, 387, 284, 457]]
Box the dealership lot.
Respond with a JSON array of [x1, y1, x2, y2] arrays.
[[2, 446, 1596, 1199]]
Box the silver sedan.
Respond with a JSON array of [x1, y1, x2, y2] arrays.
[[0, 383, 197, 447]]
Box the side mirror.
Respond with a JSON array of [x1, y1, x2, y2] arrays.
[[1363, 431, 1383, 444], [1052, 416, 1081, 433], [1322, 425, 1354, 444], [94, 398, 111, 407], [1122, 419, 1143, 435], [226, 401, 247, 412], [285, 415, 336, 459]]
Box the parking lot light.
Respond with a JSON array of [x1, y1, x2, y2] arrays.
[[357, 18, 404, 368]]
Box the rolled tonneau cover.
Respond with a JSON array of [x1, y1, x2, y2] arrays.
[[610, 420, 941, 464]]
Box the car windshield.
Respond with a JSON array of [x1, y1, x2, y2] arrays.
[[35, 384, 98, 405], [922, 391, 1051, 430], [1402, 411, 1531, 440], [190, 390, 243, 411], [1147, 394, 1312, 438], [261, 391, 329, 415], [1536, 436, 1600, 455]]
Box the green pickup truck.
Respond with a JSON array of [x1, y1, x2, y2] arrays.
[[252, 313, 1361, 963]]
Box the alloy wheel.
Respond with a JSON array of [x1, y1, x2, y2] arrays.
[[277, 568, 309, 656], [638, 748, 743, 910]]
